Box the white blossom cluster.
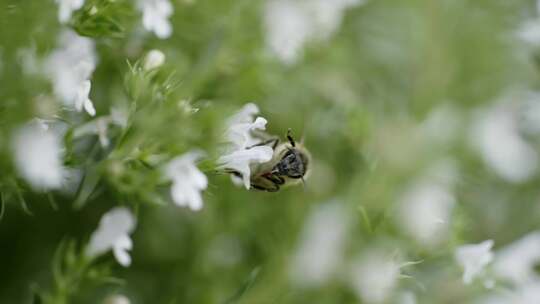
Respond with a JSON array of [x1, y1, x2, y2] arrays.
[[452, 232, 540, 304], [44, 30, 98, 116], [138, 0, 174, 39], [218, 103, 274, 189]]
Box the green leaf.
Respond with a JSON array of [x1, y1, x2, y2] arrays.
[[223, 267, 261, 304], [74, 166, 102, 209], [73, 14, 124, 39]]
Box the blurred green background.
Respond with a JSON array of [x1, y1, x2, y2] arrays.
[[2, 0, 540, 303]]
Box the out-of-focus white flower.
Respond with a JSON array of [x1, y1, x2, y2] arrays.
[[55, 0, 85, 23], [471, 102, 538, 183], [518, 19, 540, 46], [516, 2, 540, 46], [511, 281, 540, 304], [218, 103, 274, 189], [12, 122, 65, 190], [87, 207, 136, 267], [455, 240, 494, 285], [138, 0, 173, 39], [492, 231, 540, 285], [290, 202, 349, 287], [396, 177, 455, 248], [264, 0, 364, 64], [477, 281, 540, 304], [44, 30, 97, 116], [165, 151, 208, 211], [396, 291, 417, 304], [349, 249, 401, 304], [264, 0, 310, 64], [519, 92, 540, 135], [103, 294, 130, 304], [143, 49, 166, 70], [75, 80, 96, 116]]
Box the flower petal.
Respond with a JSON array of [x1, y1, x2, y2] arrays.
[[455, 240, 494, 284], [87, 207, 136, 259], [218, 146, 273, 189], [113, 234, 133, 267]]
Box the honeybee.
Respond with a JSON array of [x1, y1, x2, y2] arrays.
[[238, 129, 311, 192]]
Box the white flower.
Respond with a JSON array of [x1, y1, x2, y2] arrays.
[[218, 103, 275, 189], [396, 291, 417, 304], [455, 240, 494, 285], [218, 147, 273, 189], [75, 80, 96, 116], [87, 207, 136, 267], [139, 0, 173, 39], [143, 49, 166, 70], [103, 294, 130, 304], [289, 202, 349, 287], [224, 103, 267, 149], [512, 282, 540, 304], [471, 101, 538, 183], [396, 178, 455, 248], [478, 281, 540, 304], [165, 151, 208, 211], [264, 0, 310, 64], [518, 20, 540, 46], [55, 0, 85, 23], [349, 249, 401, 304], [492, 231, 540, 285], [11, 121, 66, 190], [264, 0, 363, 64], [519, 91, 540, 135], [227, 117, 269, 150], [227, 103, 260, 126], [44, 30, 97, 116]]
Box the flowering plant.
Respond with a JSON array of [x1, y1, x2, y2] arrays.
[[2, 1, 540, 303]]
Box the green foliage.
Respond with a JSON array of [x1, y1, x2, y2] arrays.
[[34, 239, 120, 304]]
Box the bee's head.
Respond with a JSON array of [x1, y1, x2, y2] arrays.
[[272, 128, 310, 179], [273, 148, 309, 179]]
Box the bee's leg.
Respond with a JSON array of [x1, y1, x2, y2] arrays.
[[264, 174, 285, 185], [251, 183, 280, 192], [287, 128, 296, 147], [271, 138, 279, 150], [246, 138, 279, 150]]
